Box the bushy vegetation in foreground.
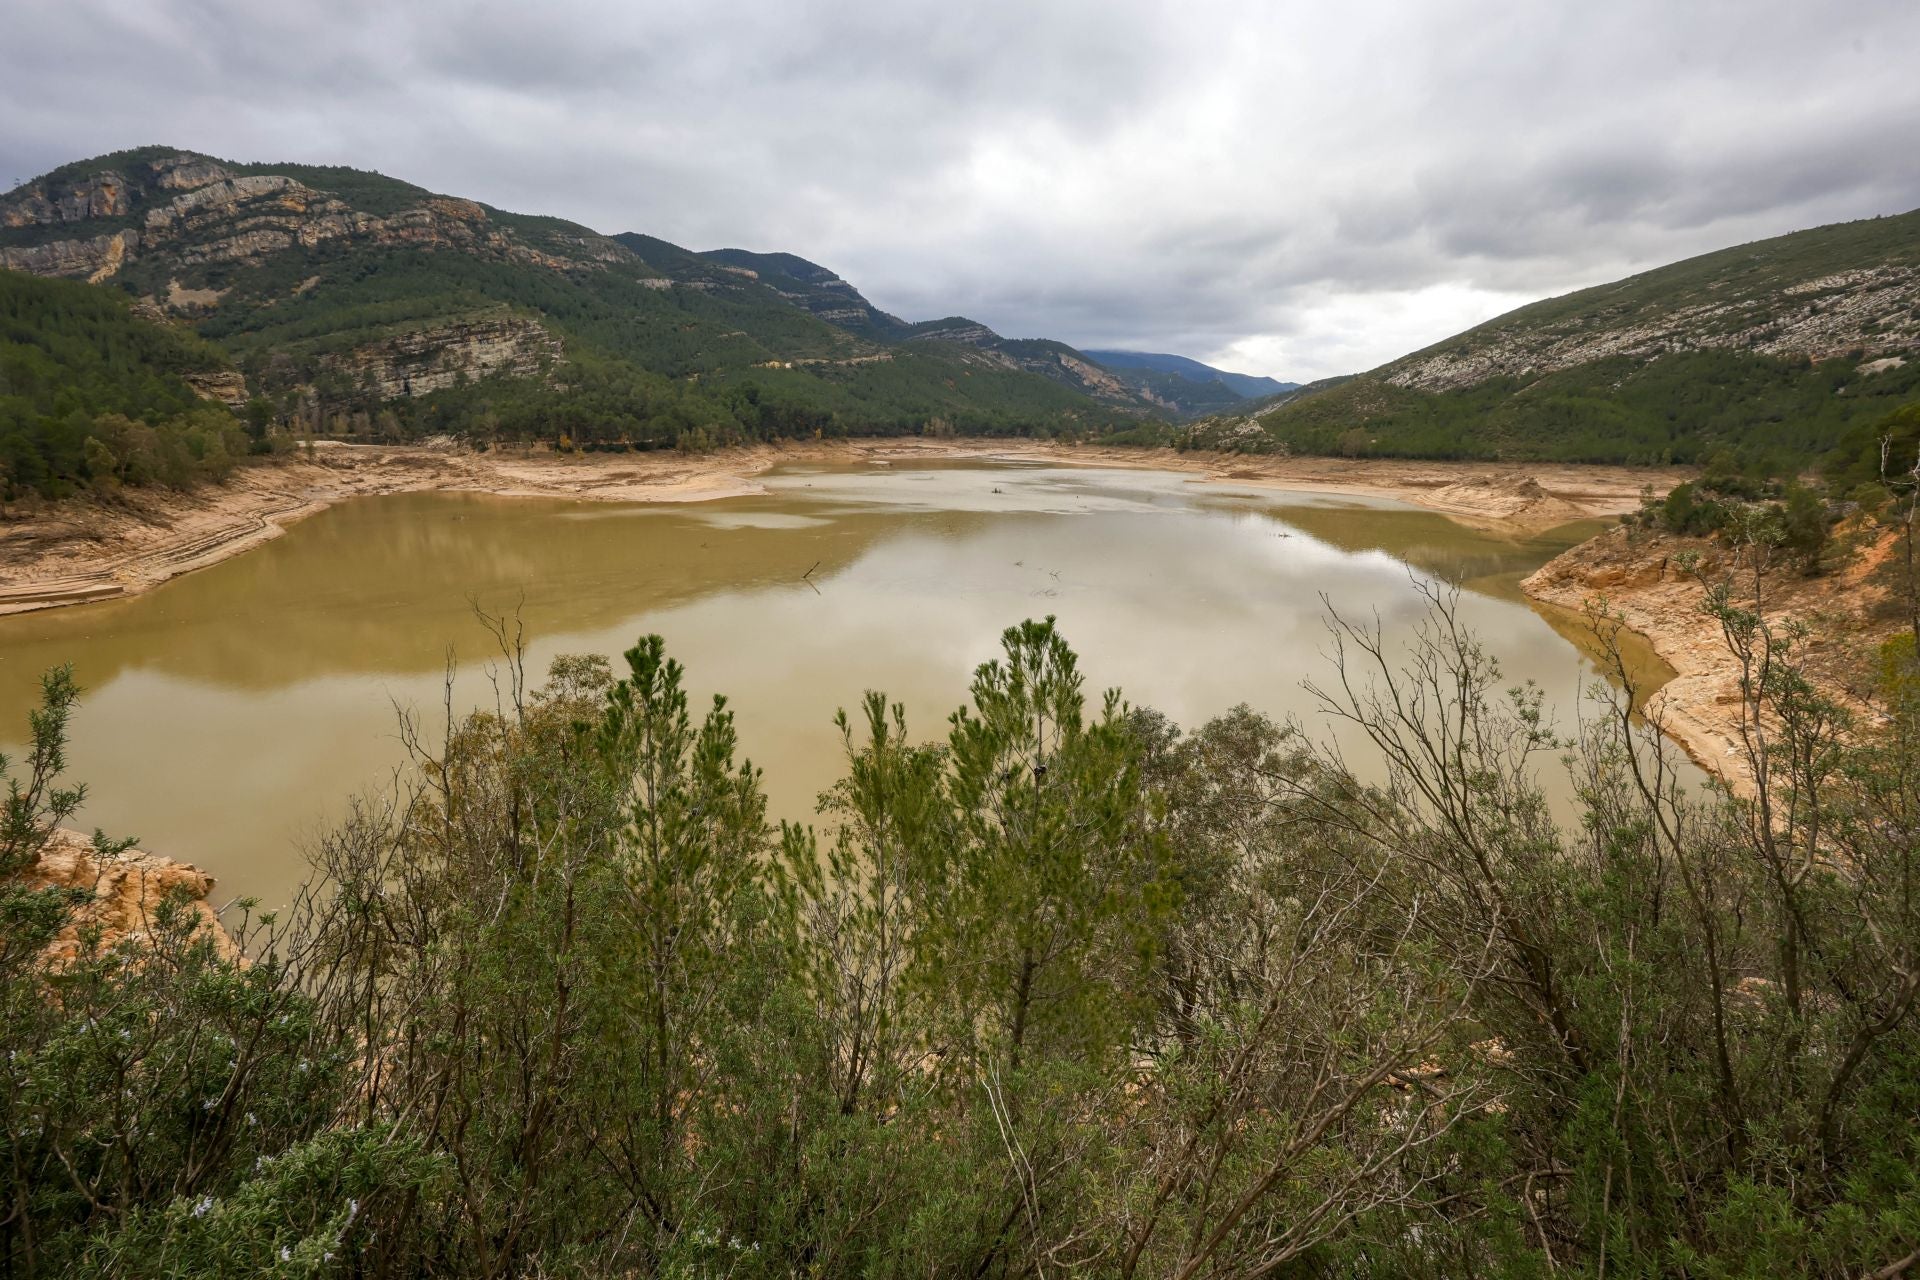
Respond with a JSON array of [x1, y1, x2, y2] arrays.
[[0, 271, 255, 500], [4, 542, 1920, 1275]]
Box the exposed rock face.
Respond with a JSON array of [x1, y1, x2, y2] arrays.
[[1184, 414, 1277, 451], [1525, 528, 1759, 784], [0, 151, 631, 285], [1387, 265, 1920, 393], [1058, 352, 1136, 399], [183, 368, 250, 408], [322, 314, 563, 398], [137, 175, 507, 271], [166, 277, 227, 309], [1522, 523, 1901, 790], [153, 158, 232, 191], [689, 247, 910, 336], [0, 173, 132, 228], [0, 230, 139, 280], [21, 828, 234, 965], [913, 320, 1000, 346]]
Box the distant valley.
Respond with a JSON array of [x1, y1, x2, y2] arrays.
[[1082, 349, 1297, 403]]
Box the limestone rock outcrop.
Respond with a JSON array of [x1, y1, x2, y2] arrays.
[[1386, 265, 1920, 394], [0, 230, 139, 281], [19, 828, 234, 965], [0, 173, 133, 228], [0, 151, 630, 285], [321, 314, 564, 398], [1522, 522, 1902, 790], [183, 368, 251, 408]]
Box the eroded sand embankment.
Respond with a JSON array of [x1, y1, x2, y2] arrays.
[[1523, 522, 1904, 791], [0, 438, 1682, 617]]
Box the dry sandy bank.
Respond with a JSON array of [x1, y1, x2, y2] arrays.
[[1524, 522, 1904, 791]]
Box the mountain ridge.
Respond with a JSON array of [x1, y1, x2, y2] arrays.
[[0, 147, 1169, 445], [1083, 349, 1296, 399], [1229, 207, 1920, 465]]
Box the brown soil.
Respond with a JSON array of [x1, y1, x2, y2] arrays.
[[1522, 522, 1907, 789], [0, 440, 1683, 617]]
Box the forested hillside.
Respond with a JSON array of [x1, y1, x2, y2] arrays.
[[0, 149, 1163, 450], [0, 270, 249, 498], [11, 147, 1917, 473], [1238, 207, 1920, 467]]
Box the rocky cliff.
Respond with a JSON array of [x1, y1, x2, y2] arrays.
[[0, 152, 628, 288], [322, 313, 564, 398], [0, 171, 134, 228], [22, 828, 234, 965]]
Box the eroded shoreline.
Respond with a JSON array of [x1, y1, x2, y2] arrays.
[[0, 438, 1683, 617], [1524, 522, 1903, 793]]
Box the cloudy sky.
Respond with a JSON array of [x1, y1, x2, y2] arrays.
[[5, 1, 1919, 381]]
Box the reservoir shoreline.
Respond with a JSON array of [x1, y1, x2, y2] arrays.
[[0, 437, 1683, 618], [4, 437, 1756, 792]]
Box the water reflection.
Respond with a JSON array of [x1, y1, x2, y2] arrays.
[[0, 461, 1686, 907]]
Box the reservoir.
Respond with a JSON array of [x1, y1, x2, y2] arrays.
[[0, 459, 1683, 907]]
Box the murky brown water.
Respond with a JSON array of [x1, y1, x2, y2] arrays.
[[0, 460, 1686, 907]]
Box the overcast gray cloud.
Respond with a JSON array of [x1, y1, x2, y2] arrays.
[[4, 0, 1918, 380]]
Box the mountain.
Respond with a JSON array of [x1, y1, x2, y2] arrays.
[[1075, 350, 1298, 419], [1085, 350, 1296, 400], [1240, 208, 1920, 466], [0, 147, 1165, 448], [689, 247, 912, 342]]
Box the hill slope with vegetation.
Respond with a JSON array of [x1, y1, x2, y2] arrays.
[[0, 148, 1164, 450], [0, 270, 249, 498], [1237, 208, 1920, 467]]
